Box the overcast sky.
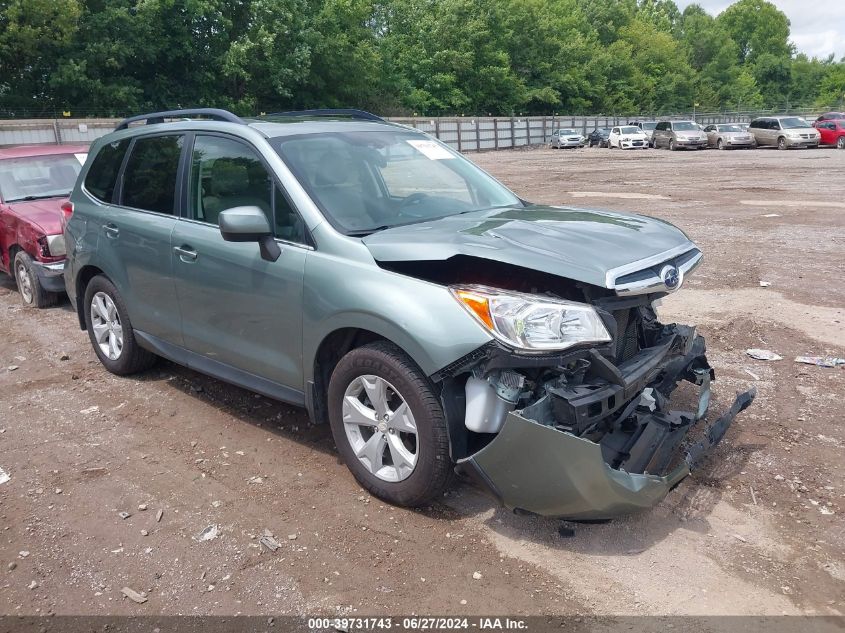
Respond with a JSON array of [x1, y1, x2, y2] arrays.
[[675, 0, 844, 60]]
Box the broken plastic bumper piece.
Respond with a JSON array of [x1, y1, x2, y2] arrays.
[[458, 328, 756, 520]]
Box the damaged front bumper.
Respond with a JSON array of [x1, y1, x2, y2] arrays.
[[456, 323, 756, 520]]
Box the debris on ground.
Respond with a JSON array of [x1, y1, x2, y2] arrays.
[[287, 533, 297, 540], [759, 281, 771, 287], [794, 356, 845, 368], [80, 406, 99, 415], [743, 368, 760, 380], [118, 511, 131, 520], [121, 586, 148, 604], [138, 503, 148, 511], [472, 571, 482, 580], [59, 353, 70, 361], [195, 524, 219, 542], [18, 551, 29, 558], [156, 509, 163, 523], [558, 525, 576, 538], [7, 365, 19, 372], [746, 349, 782, 361], [0, 467, 10, 485], [260, 535, 281, 552], [28, 580, 38, 590], [8, 562, 16, 571]]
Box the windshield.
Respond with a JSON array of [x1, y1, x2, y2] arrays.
[[718, 125, 743, 132], [780, 117, 809, 129], [0, 154, 82, 202], [673, 122, 698, 131], [272, 131, 521, 234], [640, 122, 657, 131], [560, 129, 578, 135], [620, 126, 640, 134]]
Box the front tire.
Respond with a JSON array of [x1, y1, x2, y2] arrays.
[[83, 275, 156, 375], [669, 139, 676, 151], [778, 137, 787, 150], [838, 137, 845, 150], [328, 341, 451, 507], [717, 139, 725, 150], [14, 251, 56, 309]]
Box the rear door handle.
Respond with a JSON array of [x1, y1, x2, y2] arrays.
[[173, 245, 198, 262], [103, 223, 119, 238]]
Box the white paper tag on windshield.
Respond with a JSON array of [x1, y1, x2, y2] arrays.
[[406, 139, 454, 160]]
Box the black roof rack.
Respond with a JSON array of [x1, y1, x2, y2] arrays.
[[115, 108, 245, 131], [263, 108, 384, 122]]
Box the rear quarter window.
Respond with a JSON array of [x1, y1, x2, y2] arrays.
[[84, 139, 129, 203]]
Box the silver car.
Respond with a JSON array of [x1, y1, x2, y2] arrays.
[[703, 124, 755, 149], [652, 121, 707, 150], [550, 128, 585, 148], [747, 116, 820, 150]]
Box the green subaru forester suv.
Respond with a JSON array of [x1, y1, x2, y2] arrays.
[[64, 108, 754, 520]]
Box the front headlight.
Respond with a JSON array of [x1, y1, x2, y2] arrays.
[[46, 234, 66, 257], [450, 285, 611, 351]]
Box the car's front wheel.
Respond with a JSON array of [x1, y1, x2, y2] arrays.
[[14, 251, 57, 309], [83, 275, 157, 375], [669, 139, 677, 151], [328, 341, 451, 507], [778, 137, 788, 150], [837, 137, 845, 149]]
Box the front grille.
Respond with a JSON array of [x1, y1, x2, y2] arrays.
[[613, 308, 642, 362]]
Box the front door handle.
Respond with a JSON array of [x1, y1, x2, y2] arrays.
[[103, 223, 119, 238], [173, 245, 198, 262]]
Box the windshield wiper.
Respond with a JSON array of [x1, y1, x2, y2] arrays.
[[7, 193, 70, 202], [346, 226, 391, 237]]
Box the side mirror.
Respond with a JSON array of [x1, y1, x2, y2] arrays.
[[218, 206, 281, 262]]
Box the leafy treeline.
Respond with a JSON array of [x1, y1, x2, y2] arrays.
[[1, 0, 843, 117]]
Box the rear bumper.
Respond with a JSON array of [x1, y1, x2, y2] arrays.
[[457, 327, 756, 520], [31, 260, 66, 293]]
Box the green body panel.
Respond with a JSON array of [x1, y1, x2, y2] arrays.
[[363, 205, 693, 289], [465, 411, 690, 520], [301, 223, 493, 381], [171, 220, 307, 389], [101, 207, 182, 344]]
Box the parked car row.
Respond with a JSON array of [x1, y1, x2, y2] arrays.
[[573, 111, 845, 152], [0, 107, 757, 520]]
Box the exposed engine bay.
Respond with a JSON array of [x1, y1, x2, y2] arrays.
[[379, 255, 756, 519]]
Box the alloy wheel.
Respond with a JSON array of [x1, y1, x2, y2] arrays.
[[838, 137, 845, 149], [342, 374, 418, 483], [15, 261, 33, 304], [90, 291, 124, 360]]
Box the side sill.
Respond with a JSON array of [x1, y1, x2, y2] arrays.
[[134, 330, 306, 408]]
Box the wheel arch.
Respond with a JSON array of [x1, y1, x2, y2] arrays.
[[74, 265, 107, 329], [309, 326, 424, 427]]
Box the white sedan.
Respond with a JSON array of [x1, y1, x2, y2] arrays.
[[608, 126, 650, 149]]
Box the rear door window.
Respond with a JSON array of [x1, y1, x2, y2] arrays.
[[85, 139, 129, 203], [121, 135, 184, 214]]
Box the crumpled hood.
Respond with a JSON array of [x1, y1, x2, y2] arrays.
[[363, 205, 694, 288], [5, 198, 66, 235]]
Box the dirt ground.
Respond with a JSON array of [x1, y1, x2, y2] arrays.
[[0, 145, 843, 618]]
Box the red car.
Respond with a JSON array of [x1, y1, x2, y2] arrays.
[[0, 144, 88, 307], [813, 119, 845, 149], [815, 111, 845, 122]]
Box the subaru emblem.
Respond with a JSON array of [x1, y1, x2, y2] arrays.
[[660, 265, 682, 291]]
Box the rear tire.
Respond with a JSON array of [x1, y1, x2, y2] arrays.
[[836, 137, 844, 149], [328, 341, 451, 507], [717, 139, 725, 150], [669, 139, 676, 151], [83, 275, 157, 375], [14, 251, 56, 309]]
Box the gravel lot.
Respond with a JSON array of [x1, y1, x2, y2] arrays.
[[0, 145, 843, 618]]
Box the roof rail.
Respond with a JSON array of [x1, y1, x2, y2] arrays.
[[115, 108, 245, 131], [264, 108, 384, 122]]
